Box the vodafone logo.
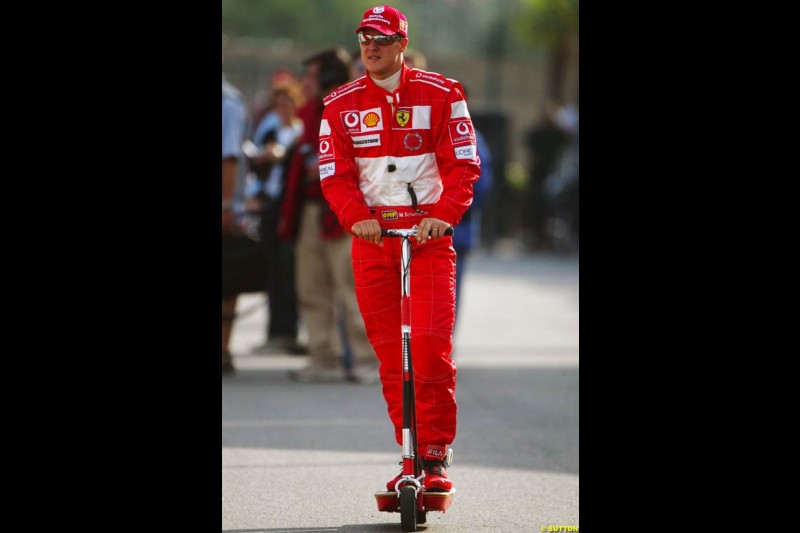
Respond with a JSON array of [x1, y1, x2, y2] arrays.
[[414, 72, 444, 84], [448, 120, 475, 145], [318, 136, 335, 161], [344, 112, 359, 128]]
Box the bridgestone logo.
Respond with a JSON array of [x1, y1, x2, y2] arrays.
[[352, 134, 381, 148]]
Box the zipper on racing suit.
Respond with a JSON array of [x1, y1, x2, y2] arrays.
[[385, 91, 423, 213]]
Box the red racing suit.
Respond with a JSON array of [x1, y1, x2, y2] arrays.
[[319, 64, 481, 457]]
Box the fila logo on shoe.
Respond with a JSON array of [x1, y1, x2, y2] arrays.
[[426, 445, 446, 458]]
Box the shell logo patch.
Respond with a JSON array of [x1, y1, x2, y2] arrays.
[[363, 112, 380, 128], [395, 110, 410, 127], [381, 210, 399, 220]]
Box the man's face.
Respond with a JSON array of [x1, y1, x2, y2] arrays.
[[358, 29, 407, 81]]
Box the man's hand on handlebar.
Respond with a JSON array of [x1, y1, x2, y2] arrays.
[[416, 218, 452, 244], [352, 219, 383, 244]]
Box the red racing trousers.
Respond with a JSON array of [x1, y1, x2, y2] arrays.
[[351, 209, 457, 457]]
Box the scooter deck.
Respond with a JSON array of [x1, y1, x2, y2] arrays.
[[375, 489, 455, 513]]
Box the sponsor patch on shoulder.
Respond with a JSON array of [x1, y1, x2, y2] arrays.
[[448, 120, 476, 145], [413, 71, 446, 85], [454, 144, 476, 160], [319, 137, 335, 161], [319, 163, 335, 179], [381, 210, 399, 220]]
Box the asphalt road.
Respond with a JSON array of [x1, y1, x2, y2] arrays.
[[222, 248, 579, 532]]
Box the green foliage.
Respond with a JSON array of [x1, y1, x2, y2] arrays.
[[512, 0, 578, 48], [222, 0, 382, 50], [222, 0, 577, 59]]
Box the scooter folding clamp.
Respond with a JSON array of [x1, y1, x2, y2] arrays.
[[394, 472, 425, 498]]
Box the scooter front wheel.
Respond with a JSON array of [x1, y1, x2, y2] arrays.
[[400, 485, 417, 531]]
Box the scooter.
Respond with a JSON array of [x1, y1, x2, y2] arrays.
[[373, 226, 456, 532]]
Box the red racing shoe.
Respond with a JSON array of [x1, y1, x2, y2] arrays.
[[422, 445, 453, 491], [422, 459, 452, 491], [385, 445, 454, 491], [384, 461, 453, 492], [385, 469, 404, 492]]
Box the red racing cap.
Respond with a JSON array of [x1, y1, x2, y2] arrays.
[[355, 5, 408, 37]]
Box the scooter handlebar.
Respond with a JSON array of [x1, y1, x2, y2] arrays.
[[381, 226, 454, 238]]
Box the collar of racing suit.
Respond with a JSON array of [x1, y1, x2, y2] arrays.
[[370, 66, 402, 93], [363, 62, 412, 103]]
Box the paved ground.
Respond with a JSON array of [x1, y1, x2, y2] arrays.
[[222, 247, 579, 532]]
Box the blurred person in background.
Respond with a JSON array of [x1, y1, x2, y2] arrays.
[[452, 85, 493, 333], [319, 5, 480, 492], [350, 48, 366, 81], [248, 67, 298, 138], [278, 48, 379, 384], [222, 72, 249, 374], [542, 104, 579, 252], [243, 81, 308, 355], [522, 100, 571, 252], [402, 47, 426, 69]]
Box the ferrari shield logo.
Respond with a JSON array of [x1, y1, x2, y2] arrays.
[[395, 110, 410, 127]]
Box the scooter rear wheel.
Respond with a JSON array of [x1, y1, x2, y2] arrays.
[[400, 485, 417, 531]]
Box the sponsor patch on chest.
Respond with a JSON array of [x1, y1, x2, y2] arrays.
[[395, 110, 410, 127], [341, 108, 383, 133], [403, 132, 423, 151], [352, 134, 381, 148]]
